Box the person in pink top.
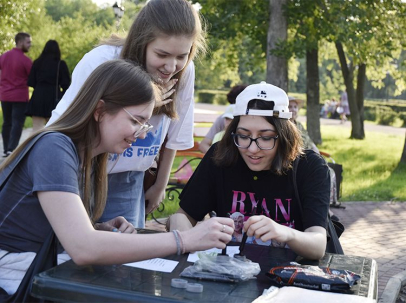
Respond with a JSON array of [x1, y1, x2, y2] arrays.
[[0, 32, 32, 157]]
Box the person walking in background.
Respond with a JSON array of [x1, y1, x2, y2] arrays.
[[26, 40, 71, 132], [338, 90, 350, 123], [0, 32, 32, 157], [199, 85, 247, 153]]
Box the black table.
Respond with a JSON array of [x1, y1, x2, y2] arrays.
[[31, 237, 377, 302]]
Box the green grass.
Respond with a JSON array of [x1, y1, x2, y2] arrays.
[[319, 125, 405, 202], [148, 125, 406, 220]]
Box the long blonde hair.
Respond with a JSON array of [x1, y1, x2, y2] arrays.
[[0, 59, 160, 223], [102, 0, 207, 119]]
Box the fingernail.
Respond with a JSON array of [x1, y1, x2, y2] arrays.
[[112, 228, 118, 232]]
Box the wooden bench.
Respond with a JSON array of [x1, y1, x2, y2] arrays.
[[168, 141, 204, 185]]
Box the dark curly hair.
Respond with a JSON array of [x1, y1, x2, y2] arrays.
[[226, 85, 248, 104]]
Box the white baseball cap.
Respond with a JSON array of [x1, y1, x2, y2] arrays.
[[222, 104, 235, 120], [233, 81, 292, 119]]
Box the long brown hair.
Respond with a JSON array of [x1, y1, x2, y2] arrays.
[[213, 99, 304, 175], [102, 0, 207, 119], [0, 59, 160, 222]]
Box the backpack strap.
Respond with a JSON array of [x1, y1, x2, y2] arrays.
[[0, 131, 56, 189], [0, 131, 58, 302], [291, 154, 344, 254], [292, 157, 302, 214]]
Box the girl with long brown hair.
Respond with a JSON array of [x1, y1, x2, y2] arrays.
[[0, 60, 233, 296]]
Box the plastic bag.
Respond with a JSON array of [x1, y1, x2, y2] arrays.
[[266, 262, 361, 292], [180, 252, 260, 282]]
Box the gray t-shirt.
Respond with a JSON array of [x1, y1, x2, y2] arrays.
[[0, 132, 80, 253], [205, 115, 225, 141]]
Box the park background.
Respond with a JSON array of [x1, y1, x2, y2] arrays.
[[1, 0, 405, 206]]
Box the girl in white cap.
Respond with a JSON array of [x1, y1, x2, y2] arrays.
[[168, 82, 330, 260]]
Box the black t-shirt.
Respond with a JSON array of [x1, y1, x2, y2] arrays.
[[179, 146, 330, 245]]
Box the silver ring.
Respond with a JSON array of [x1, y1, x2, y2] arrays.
[[221, 224, 226, 232]]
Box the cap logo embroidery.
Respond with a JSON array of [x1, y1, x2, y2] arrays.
[[257, 91, 267, 98]]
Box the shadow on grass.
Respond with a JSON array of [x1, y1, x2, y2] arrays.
[[345, 159, 406, 202]]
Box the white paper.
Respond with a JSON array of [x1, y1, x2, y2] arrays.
[[124, 258, 179, 273], [253, 286, 376, 303], [187, 246, 241, 263]]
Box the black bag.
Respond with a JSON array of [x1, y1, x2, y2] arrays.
[[0, 232, 57, 302], [54, 60, 61, 105], [327, 162, 343, 201], [326, 217, 345, 254], [0, 132, 58, 302], [292, 157, 345, 255]]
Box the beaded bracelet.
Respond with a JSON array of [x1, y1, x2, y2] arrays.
[[177, 230, 186, 254], [172, 230, 182, 255]]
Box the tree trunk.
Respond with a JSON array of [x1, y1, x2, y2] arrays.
[[356, 64, 366, 138], [266, 0, 288, 91], [401, 132, 406, 163], [306, 48, 322, 145], [335, 41, 364, 139]]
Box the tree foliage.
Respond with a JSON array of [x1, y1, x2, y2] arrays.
[[192, 0, 269, 87], [0, 0, 134, 74], [45, 0, 100, 22], [0, 0, 45, 54]]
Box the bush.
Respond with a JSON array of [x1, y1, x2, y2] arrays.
[[197, 90, 229, 105], [198, 92, 215, 104], [376, 106, 398, 126], [214, 93, 228, 105], [363, 105, 376, 121], [399, 112, 406, 127]]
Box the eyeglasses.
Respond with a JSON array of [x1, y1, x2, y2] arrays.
[[122, 108, 153, 137], [231, 132, 278, 150]]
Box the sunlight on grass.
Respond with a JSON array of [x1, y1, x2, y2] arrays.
[[319, 126, 405, 201]]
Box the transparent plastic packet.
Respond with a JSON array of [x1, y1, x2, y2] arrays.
[[180, 252, 261, 283], [266, 262, 361, 292]]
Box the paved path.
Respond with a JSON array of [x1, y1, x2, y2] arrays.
[[332, 202, 406, 302], [194, 102, 406, 136]]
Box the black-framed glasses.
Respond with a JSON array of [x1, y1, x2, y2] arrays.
[[231, 132, 278, 150], [122, 108, 153, 137]]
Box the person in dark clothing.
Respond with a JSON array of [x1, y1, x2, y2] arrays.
[[26, 40, 70, 132], [168, 82, 331, 260]]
